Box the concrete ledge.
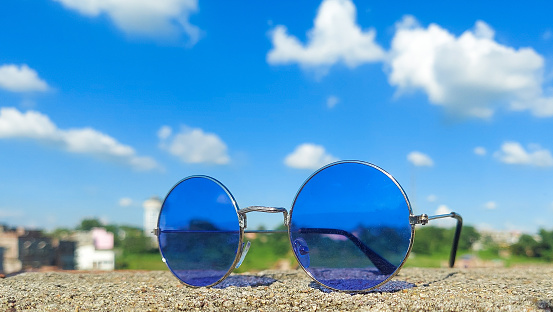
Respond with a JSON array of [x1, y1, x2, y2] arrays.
[[1, 266, 553, 311]]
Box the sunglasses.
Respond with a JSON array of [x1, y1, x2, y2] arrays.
[[154, 160, 463, 292]]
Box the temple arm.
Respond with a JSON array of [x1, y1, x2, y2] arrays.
[[238, 206, 397, 274], [411, 212, 463, 267], [296, 227, 397, 275]]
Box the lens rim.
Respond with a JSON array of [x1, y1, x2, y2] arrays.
[[288, 160, 416, 292], [157, 175, 244, 288]]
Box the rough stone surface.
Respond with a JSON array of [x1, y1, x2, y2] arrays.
[[1, 266, 553, 311]]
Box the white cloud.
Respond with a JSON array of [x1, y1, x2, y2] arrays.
[[159, 125, 230, 165], [327, 95, 340, 108], [494, 141, 553, 167], [0, 64, 49, 92], [118, 197, 133, 207], [483, 201, 497, 210], [394, 14, 419, 30], [284, 143, 338, 169], [63, 128, 134, 156], [266, 2, 553, 118], [267, 0, 385, 71], [474, 146, 487, 156], [53, 0, 201, 45], [432, 204, 456, 228], [157, 125, 172, 140], [388, 16, 553, 118], [0, 107, 160, 171], [407, 151, 434, 167], [0, 107, 57, 139], [435, 204, 450, 215]]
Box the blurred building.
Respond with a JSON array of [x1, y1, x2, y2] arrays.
[[0, 225, 24, 274], [0, 225, 76, 274], [143, 196, 162, 241], [18, 230, 55, 269], [1, 225, 114, 273], [56, 240, 77, 270], [473, 229, 522, 250], [73, 227, 114, 270], [0, 247, 4, 273]]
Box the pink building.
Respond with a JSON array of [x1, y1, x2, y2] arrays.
[[91, 228, 114, 250], [73, 228, 115, 271]]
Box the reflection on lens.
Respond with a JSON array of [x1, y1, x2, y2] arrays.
[[289, 161, 413, 291], [157, 176, 240, 287]]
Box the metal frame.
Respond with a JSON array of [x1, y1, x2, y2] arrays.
[[155, 161, 463, 292], [286, 160, 416, 292], [411, 212, 463, 268], [155, 175, 245, 289]]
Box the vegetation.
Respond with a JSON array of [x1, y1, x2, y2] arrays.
[[404, 225, 480, 267], [235, 225, 296, 273], [69, 218, 160, 270], [510, 229, 553, 261], [76, 218, 104, 231], [406, 226, 553, 268], [49, 219, 553, 271]]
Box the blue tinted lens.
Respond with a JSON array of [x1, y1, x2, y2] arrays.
[[289, 161, 413, 291], [158, 176, 240, 287]]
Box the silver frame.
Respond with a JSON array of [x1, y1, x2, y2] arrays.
[[155, 161, 463, 292], [287, 160, 414, 292], [156, 175, 246, 289]]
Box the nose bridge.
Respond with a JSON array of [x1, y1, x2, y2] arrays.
[[237, 206, 289, 229]]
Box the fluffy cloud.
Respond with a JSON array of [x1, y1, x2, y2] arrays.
[[435, 204, 451, 215], [0, 64, 49, 92], [267, 0, 385, 70], [157, 125, 172, 140], [0, 107, 160, 171], [494, 141, 553, 167], [388, 16, 553, 118], [474, 147, 487, 156], [284, 143, 338, 169], [53, 0, 201, 44], [407, 151, 434, 167], [432, 205, 457, 227], [267, 0, 553, 118], [159, 125, 230, 164]]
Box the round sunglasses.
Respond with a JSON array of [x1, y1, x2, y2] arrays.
[[155, 160, 463, 292]]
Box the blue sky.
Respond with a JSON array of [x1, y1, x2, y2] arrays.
[[1, 0, 552, 233]]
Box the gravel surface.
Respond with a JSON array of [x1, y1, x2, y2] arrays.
[[1, 266, 553, 311]]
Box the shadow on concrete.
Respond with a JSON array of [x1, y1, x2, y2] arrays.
[[309, 280, 416, 294], [213, 275, 277, 288]]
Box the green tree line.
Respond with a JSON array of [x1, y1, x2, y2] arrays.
[[412, 225, 553, 263], [510, 229, 553, 261], [50, 219, 553, 271], [411, 225, 480, 256]]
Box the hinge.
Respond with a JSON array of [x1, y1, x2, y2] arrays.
[[238, 214, 246, 229], [410, 214, 429, 225]]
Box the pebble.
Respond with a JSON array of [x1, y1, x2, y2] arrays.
[[0, 266, 552, 311]]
